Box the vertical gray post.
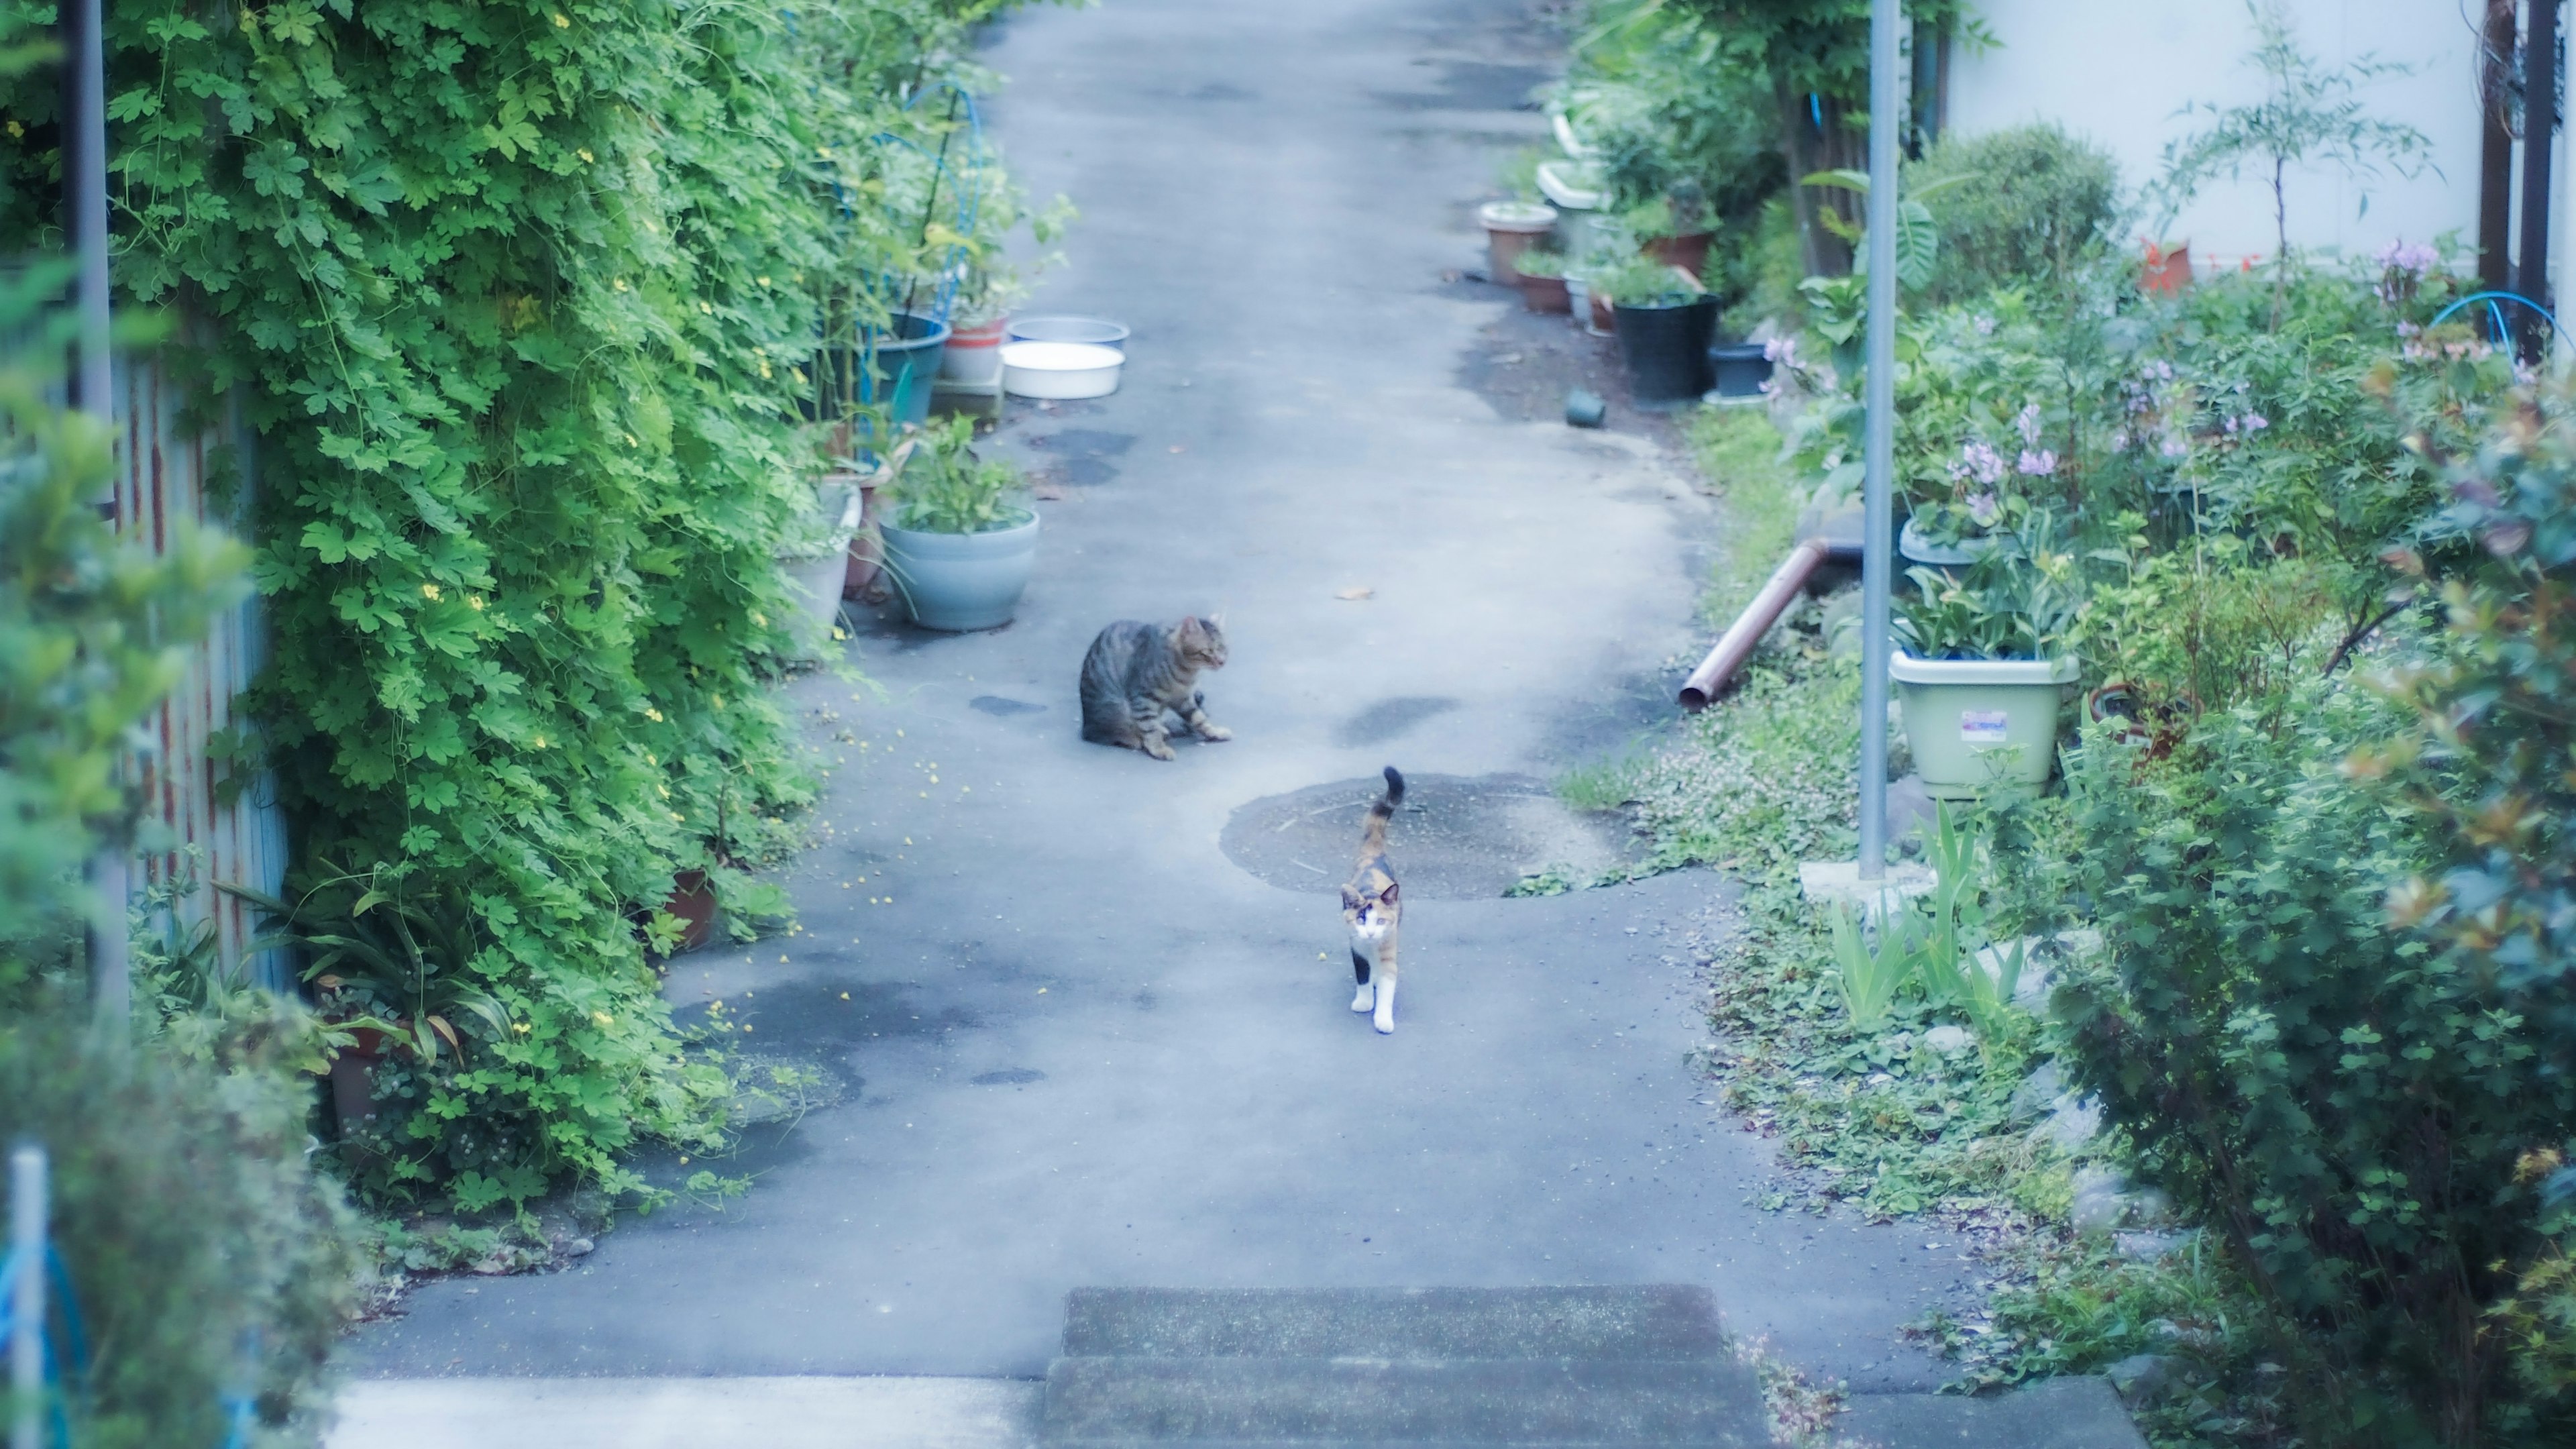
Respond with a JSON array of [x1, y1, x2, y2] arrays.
[[9, 1146, 46, 1449], [1858, 0, 1902, 881], [61, 0, 126, 1033]]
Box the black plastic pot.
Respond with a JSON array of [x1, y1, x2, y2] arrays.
[[1611, 294, 1718, 403], [1707, 342, 1773, 399]]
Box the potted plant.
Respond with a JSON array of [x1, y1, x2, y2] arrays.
[[1479, 199, 1558, 286], [878, 416, 1040, 631], [1890, 517, 2081, 800], [1621, 193, 1713, 283], [1595, 257, 1716, 403], [227, 867, 512, 1144], [775, 474, 863, 661], [1511, 248, 1571, 313]]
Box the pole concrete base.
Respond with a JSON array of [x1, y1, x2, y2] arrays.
[[1797, 859, 1936, 922]]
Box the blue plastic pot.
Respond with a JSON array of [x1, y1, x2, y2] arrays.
[[881, 508, 1040, 631]]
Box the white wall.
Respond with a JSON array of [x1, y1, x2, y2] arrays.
[[1945, 0, 2487, 274]]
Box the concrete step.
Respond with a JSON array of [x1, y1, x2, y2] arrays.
[[1838, 1377, 2149, 1449], [1059, 1287, 1727, 1362], [1040, 1355, 1768, 1446]]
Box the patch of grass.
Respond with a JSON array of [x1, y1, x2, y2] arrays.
[[1918, 1236, 2298, 1448], [1627, 649, 1858, 884], [1703, 879, 2055, 1223], [1687, 404, 1803, 628], [1505, 867, 1579, 898]]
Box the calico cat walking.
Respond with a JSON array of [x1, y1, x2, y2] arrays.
[[1078, 616, 1232, 760], [1344, 766, 1405, 1035]]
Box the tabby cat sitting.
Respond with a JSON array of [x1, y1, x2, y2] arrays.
[[1078, 616, 1231, 760]]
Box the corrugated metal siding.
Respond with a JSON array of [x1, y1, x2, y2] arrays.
[[112, 356, 291, 990]]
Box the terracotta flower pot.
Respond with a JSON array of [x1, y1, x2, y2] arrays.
[[1644, 231, 1713, 281], [2141, 240, 2192, 297], [1478, 201, 1558, 286], [661, 868, 718, 953], [327, 1024, 394, 1170], [1517, 274, 1571, 314]]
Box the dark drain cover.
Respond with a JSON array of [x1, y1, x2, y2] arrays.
[[1221, 773, 1633, 899]]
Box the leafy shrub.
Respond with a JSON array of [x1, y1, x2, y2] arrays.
[[0, 0, 1034, 1208], [0, 1002, 366, 1449], [1912, 123, 2121, 308], [2052, 678, 2576, 1444]]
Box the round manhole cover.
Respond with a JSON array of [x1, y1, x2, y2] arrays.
[[1220, 773, 1638, 899]]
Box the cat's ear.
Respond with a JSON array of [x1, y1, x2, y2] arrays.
[[1340, 886, 1362, 911], [1380, 880, 1399, 905]]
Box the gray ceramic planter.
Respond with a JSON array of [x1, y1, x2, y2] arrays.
[[881, 508, 1040, 631]]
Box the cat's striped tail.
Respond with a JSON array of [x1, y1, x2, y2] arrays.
[[1359, 765, 1405, 857]]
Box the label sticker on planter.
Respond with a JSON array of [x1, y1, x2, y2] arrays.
[[1959, 710, 2010, 744]]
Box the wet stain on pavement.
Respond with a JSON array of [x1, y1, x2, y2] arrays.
[[1334, 694, 1460, 746], [970, 1068, 1046, 1086], [971, 695, 1049, 716]]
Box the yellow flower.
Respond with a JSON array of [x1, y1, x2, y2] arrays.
[[467, 594, 486, 611], [699, 301, 714, 315], [578, 148, 595, 164], [513, 1022, 532, 1034], [531, 734, 548, 749], [750, 611, 768, 627], [756, 276, 772, 287], [421, 582, 442, 600], [758, 359, 773, 378], [612, 277, 629, 292], [4, 121, 21, 140], [592, 1011, 614, 1027], [553, 12, 570, 27], [645, 706, 664, 722]]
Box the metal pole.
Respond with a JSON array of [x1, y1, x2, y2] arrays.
[[1858, 0, 1902, 881], [60, 0, 127, 1035], [61, 0, 108, 418], [9, 1146, 46, 1449], [2516, 0, 2559, 362]]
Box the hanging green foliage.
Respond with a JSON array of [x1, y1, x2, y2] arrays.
[[0, 0, 1025, 1208]]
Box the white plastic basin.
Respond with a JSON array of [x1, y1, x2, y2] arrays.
[[1002, 341, 1123, 399]]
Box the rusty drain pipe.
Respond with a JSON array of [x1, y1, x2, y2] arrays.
[[1678, 537, 1831, 711]]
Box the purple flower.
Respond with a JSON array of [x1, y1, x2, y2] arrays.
[[2375, 238, 2438, 274], [2159, 434, 2190, 460], [1967, 491, 2000, 526], [2017, 449, 2057, 477], [1973, 314, 1997, 337], [2110, 429, 2133, 453], [1960, 440, 2006, 486], [2015, 403, 2044, 446]]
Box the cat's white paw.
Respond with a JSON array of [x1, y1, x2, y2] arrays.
[[1199, 724, 1232, 741], [1350, 985, 1375, 1013], [1373, 1009, 1396, 1035]]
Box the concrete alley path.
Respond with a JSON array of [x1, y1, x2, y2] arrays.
[[353, 0, 1973, 1396]]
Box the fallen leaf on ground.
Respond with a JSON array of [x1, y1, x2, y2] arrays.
[[1032, 480, 1067, 500], [1335, 586, 1374, 601]]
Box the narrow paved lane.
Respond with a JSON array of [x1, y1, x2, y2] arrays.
[[357, 0, 1968, 1392]]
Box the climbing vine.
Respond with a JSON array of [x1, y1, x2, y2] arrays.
[[0, 0, 1016, 1207]]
